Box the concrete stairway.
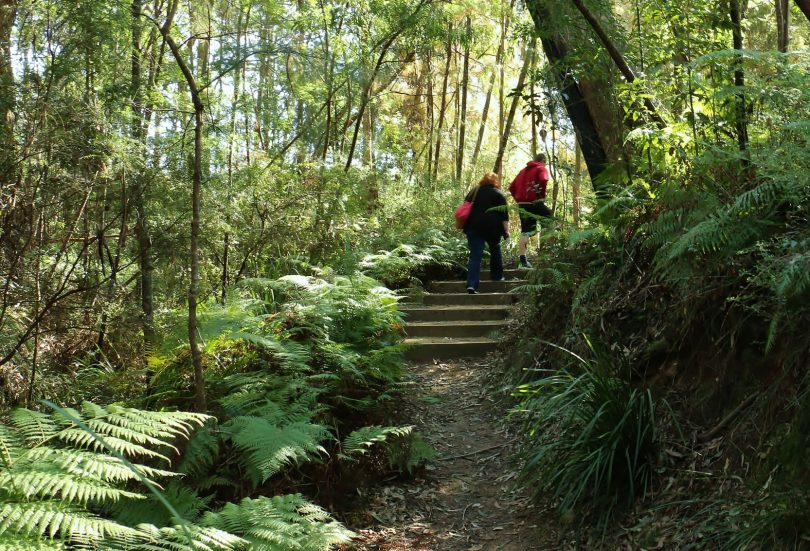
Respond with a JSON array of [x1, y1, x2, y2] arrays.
[[401, 269, 527, 360]]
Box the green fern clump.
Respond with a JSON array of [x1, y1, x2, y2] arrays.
[[201, 495, 354, 551], [0, 403, 208, 549], [221, 417, 329, 487], [359, 230, 467, 289]]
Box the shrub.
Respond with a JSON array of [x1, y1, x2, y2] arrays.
[[517, 341, 658, 525]]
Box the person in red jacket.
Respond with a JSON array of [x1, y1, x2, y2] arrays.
[[508, 153, 552, 268]]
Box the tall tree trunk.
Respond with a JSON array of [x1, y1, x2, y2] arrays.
[[776, 0, 789, 52], [471, 65, 496, 171], [159, 0, 207, 412], [530, 46, 538, 157], [295, 0, 306, 163], [456, 16, 471, 182], [130, 0, 157, 355], [493, 39, 534, 177], [222, 9, 245, 304], [471, 0, 513, 171], [525, 0, 610, 193], [345, 35, 394, 172], [0, 0, 17, 184], [498, 0, 506, 142], [573, 137, 582, 228], [432, 28, 453, 181], [425, 52, 435, 183], [730, 0, 749, 155]]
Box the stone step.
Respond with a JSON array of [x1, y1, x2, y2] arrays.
[[399, 305, 512, 322], [422, 292, 516, 306], [404, 337, 498, 360], [405, 320, 507, 338], [503, 268, 531, 278], [430, 279, 528, 294]]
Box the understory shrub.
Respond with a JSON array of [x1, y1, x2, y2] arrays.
[[359, 229, 467, 289], [0, 272, 432, 549], [516, 341, 657, 525], [0, 402, 354, 550]]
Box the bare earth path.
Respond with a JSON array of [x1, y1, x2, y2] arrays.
[[344, 357, 550, 550]]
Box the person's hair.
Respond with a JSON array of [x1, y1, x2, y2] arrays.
[[533, 153, 547, 163], [478, 171, 500, 188]]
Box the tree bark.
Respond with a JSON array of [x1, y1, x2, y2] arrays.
[[456, 16, 471, 182], [130, 0, 157, 356], [222, 8, 245, 304], [498, 1, 506, 142], [530, 46, 538, 157], [493, 39, 534, 177], [776, 0, 789, 52], [573, 137, 582, 228], [158, 0, 207, 412], [525, 0, 609, 193], [730, 0, 749, 155], [0, 0, 17, 184], [432, 27, 453, 182]]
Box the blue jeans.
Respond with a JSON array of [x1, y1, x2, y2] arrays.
[[466, 231, 504, 290]]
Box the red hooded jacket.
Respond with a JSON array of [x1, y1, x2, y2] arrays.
[[508, 161, 549, 203]]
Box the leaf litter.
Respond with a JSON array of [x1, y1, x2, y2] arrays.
[[338, 357, 554, 550]]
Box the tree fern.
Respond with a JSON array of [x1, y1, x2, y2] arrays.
[[201, 495, 354, 551]]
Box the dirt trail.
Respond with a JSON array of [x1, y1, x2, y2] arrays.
[[345, 358, 551, 550]]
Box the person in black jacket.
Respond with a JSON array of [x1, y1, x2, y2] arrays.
[[463, 172, 510, 294]]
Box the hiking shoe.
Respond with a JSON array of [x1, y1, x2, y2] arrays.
[[466, 287, 478, 294], [494, 277, 507, 282], [519, 259, 533, 269]]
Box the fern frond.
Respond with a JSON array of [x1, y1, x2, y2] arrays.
[[53, 404, 209, 462], [0, 468, 143, 504], [176, 427, 220, 480], [0, 425, 21, 469], [775, 250, 810, 300], [338, 425, 413, 460], [0, 501, 139, 543], [0, 403, 211, 549], [57, 429, 170, 462], [8, 409, 59, 445], [101, 523, 245, 551], [111, 481, 212, 530], [201, 495, 354, 551], [229, 332, 312, 370], [0, 534, 67, 550], [24, 448, 176, 484], [221, 418, 328, 486]]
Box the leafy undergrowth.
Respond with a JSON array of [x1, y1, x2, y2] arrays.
[[499, 191, 810, 547], [0, 272, 441, 549], [359, 229, 468, 290], [497, 58, 810, 547]]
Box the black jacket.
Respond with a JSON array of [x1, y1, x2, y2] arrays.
[[464, 185, 508, 241]]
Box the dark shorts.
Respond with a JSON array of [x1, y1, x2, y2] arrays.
[[518, 201, 552, 236]]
